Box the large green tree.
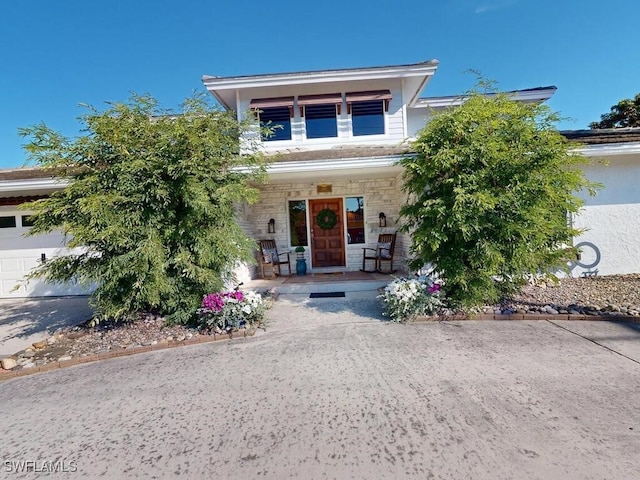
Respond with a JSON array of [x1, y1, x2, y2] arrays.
[[400, 88, 600, 308], [20, 94, 267, 323], [590, 93, 640, 128]]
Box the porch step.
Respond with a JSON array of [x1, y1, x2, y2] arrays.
[[275, 279, 388, 295]]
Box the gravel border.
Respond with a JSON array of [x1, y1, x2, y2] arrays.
[[0, 325, 259, 381]]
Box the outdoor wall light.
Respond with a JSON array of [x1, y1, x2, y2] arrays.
[[379, 212, 387, 228], [268, 218, 276, 234]]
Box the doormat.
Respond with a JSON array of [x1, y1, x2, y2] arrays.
[[309, 292, 346, 298]]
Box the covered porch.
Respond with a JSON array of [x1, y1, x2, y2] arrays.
[[235, 148, 412, 281]]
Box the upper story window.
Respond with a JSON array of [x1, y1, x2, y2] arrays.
[[260, 107, 292, 141], [351, 101, 385, 136], [299, 93, 342, 139], [250, 97, 294, 142], [304, 104, 338, 138], [347, 90, 392, 136], [249, 91, 393, 142]]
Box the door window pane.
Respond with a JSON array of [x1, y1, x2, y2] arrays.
[[345, 197, 365, 244], [288, 200, 308, 246]]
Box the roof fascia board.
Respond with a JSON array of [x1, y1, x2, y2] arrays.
[[575, 142, 640, 157], [0, 178, 68, 193], [413, 87, 557, 109], [233, 154, 413, 175], [203, 64, 438, 91]]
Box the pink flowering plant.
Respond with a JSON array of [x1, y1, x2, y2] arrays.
[[198, 289, 266, 333], [378, 275, 446, 322]]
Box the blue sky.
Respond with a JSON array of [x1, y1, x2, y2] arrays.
[[1, 0, 639, 169]]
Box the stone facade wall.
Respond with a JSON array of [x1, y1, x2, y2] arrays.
[[238, 175, 410, 278], [233, 203, 259, 283]]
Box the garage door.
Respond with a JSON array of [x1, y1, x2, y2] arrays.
[[0, 210, 89, 298]]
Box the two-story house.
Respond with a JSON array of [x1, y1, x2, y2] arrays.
[[201, 60, 557, 279], [0, 60, 639, 297]]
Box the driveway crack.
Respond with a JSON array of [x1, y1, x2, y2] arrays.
[[546, 319, 640, 366]]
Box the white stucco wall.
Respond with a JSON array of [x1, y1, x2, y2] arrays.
[[572, 153, 640, 276]]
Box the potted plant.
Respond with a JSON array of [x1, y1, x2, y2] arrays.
[[294, 246, 307, 276]]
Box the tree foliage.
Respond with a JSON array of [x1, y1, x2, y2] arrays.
[[590, 93, 640, 129], [400, 87, 600, 308], [19, 94, 267, 323]]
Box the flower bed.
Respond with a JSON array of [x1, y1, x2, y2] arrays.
[[197, 289, 267, 334], [378, 276, 446, 323]]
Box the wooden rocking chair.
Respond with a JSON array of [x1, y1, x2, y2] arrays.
[[258, 239, 291, 278], [361, 233, 397, 274]]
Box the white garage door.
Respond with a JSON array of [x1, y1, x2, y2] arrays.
[[0, 210, 89, 298]]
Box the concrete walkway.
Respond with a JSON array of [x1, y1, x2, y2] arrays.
[[0, 292, 639, 479], [0, 296, 93, 357]]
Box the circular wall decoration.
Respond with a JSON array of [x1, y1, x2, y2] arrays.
[[316, 208, 338, 230]]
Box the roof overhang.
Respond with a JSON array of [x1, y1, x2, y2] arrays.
[[413, 86, 558, 109], [575, 142, 640, 157], [237, 155, 408, 184], [203, 60, 439, 111], [4, 137, 640, 194], [0, 177, 68, 197]]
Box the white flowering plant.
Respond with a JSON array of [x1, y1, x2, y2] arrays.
[[197, 289, 267, 333], [378, 276, 446, 322]]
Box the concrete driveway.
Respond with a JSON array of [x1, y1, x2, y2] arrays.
[[0, 296, 93, 357], [0, 292, 639, 479]]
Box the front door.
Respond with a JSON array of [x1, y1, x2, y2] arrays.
[[309, 198, 345, 268]]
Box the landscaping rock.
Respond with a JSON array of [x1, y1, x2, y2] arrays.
[[67, 331, 87, 340], [1, 358, 17, 370]]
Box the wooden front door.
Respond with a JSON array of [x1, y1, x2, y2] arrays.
[[309, 198, 345, 268]]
